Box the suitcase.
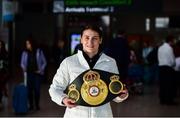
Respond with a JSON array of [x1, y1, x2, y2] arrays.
[[12, 83, 28, 114]]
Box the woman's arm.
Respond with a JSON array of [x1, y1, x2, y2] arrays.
[[49, 59, 70, 106]]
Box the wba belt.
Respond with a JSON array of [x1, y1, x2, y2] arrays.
[[64, 69, 124, 107]]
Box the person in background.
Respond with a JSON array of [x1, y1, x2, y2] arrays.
[[142, 41, 153, 64], [53, 39, 67, 69], [142, 41, 154, 84], [174, 40, 180, 96], [128, 48, 144, 95], [146, 44, 159, 83], [21, 37, 47, 110], [105, 30, 130, 82], [158, 35, 177, 105], [0, 40, 9, 109], [49, 25, 128, 118]]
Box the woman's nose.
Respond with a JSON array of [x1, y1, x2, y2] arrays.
[[88, 38, 93, 44]]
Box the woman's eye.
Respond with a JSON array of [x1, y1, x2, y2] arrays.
[[85, 37, 89, 41], [93, 38, 99, 41]]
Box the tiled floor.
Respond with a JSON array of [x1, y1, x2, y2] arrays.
[[1, 82, 180, 117]]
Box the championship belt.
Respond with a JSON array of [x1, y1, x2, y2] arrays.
[[64, 69, 124, 107]]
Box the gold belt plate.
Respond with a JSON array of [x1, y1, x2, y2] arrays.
[[109, 75, 123, 94], [81, 70, 108, 105]]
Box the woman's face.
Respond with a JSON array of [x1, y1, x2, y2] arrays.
[[81, 29, 102, 56], [26, 40, 32, 50]]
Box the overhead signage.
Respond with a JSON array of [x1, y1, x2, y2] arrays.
[[65, 6, 114, 13], [53, 0, 162, 13], [53, 0, 131, 13], [65, 0, 132, 6]]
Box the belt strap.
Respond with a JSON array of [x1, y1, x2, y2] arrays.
[[64, 69, 124, 107]]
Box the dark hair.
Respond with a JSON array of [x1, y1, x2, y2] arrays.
[[24, 37, 36, 51], [81, 25, 103, 39], [165, 35, 175, 43]]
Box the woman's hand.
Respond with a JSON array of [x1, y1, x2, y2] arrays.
[[119, 89, 128, 100], [62, 97, 77, 108], [113, 88, 129, 103]]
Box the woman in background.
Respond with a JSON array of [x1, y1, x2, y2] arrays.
[[21, 37, 47, 110]]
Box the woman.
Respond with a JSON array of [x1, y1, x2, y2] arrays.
[[49, 25, 128, 118], [21, 38, 47, 110]]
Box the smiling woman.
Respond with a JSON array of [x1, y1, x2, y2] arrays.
[[80, 25, 102, 58], [49, 24, 128, 118]]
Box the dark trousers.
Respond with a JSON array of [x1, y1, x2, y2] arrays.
[[158, 66, 177, 103], [175, 71, 180, 95], [27, 73, 42, 109]]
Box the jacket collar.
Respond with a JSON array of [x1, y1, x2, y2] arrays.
[[77, 50, 111, 69]]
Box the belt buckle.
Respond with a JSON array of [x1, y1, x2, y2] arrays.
[[81, 70, 108, 106]]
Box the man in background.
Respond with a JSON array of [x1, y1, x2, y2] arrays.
[[105, 30, 130, 82], [158, 35, 177, 105]]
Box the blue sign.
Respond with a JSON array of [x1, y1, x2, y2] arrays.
[[2, 0, 15, 22]]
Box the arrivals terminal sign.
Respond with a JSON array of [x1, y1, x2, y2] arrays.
[[53, 0, 132, 13]]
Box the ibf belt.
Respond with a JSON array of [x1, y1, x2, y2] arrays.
[[64, 69, 124, 107]]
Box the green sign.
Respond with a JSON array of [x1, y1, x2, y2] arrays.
[[65, 0, 132, 6]]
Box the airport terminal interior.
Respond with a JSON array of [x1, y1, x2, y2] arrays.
[[1, 0, 180, 117]]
